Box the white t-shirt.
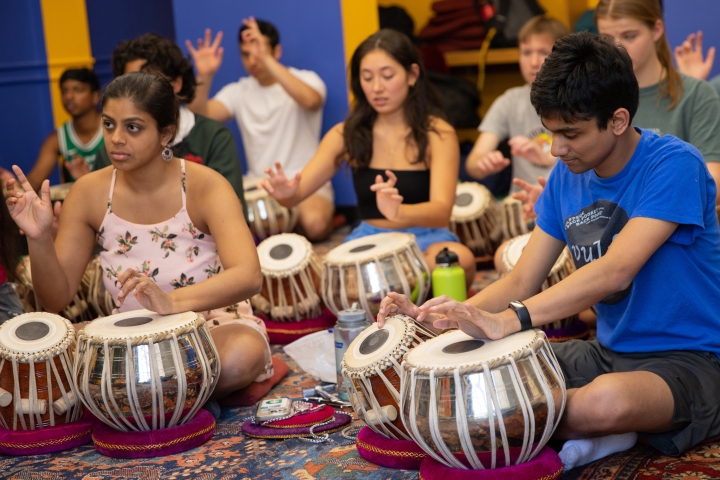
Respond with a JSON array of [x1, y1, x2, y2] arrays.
[[214, 67, 327, 179]]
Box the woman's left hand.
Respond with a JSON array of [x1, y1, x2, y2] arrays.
[[116, 268, 173, 314], [370, 170, 403, 221], [418, 296, 509, 340]]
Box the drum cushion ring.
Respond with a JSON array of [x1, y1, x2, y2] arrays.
[[356, 425, 428, 470], [258, 308, 337, 345], [545, 318, 590, 343], [419, 446, 563, 479], [0, 410, 97, 456], [92, 409, 215, 458]]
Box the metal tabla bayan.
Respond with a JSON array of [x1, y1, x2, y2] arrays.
[[449, 182, 502, 257], [321, 232, 431, 322], [400, 329, 566, 470], [251, 233, 323, 321], [501, 233, 577, 330], [341, 314, 435, 440], [75, 310, 220, 431], [0, 313, 83, 430], [243, 177, 298, 241]]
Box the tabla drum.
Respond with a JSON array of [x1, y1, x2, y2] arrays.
[[449, 182, 502, 257], [75, 310, 220, 431], [501, 233, 576, 330], [341, 314, 435, 440], [501, 197, 533, 240], [400, 329, 566, 470], [49, 183, 73, 202], [243, 178, 298, 241], [252, 233, 323, 321], [0, 313, 83, 430], [321, 233, 431, 322]]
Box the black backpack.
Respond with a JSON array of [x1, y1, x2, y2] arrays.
[[484, 0, 545, 48]]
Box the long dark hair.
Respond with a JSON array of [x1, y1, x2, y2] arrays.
[[0, 197, 23, 282], [343, 29, 444, 169]]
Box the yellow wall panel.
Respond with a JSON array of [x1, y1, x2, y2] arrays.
[[40, 0, 94, 128], [340, 0, 380, 102]]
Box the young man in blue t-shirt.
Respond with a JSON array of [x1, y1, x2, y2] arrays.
[[377, 32, 720, 467]]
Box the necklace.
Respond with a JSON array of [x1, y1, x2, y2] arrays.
[[381, 129, 410, 157]]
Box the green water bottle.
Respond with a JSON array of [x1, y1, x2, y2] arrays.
[[432, 248, 467, 301]]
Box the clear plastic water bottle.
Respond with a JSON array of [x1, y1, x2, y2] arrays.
[[334, 302, 367, 401]]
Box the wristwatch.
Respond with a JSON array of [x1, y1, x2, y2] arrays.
[[508, 300, 532, 332]]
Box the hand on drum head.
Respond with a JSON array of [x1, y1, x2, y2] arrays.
[[377, 292, 420, 328], [259, 162, 301, 200], [511, 176, 546, 221], [5, 165, 55, 240], [474, 150, 510, 177], [418, 296, 507, 340], [116, 268, 173, 314], [370, 170, 403, 221]]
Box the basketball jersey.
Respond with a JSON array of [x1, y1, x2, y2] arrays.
[[57, 120, 104, 182]]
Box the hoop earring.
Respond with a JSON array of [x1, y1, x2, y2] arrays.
[[162, 146, 173, 162]]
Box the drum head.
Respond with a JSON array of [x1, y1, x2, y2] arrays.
[[451, 183, 491, 222], [406, 329, 539, 369], [83, 310, 199, 340], [257, 233, 311, 272], [503, 233, 532, 270], [0, 312, 71, 354], [49, 183, 73, 202], [242, 177, 268, 202], [344, 316, 410, 370], [324, 233, 415, 265]]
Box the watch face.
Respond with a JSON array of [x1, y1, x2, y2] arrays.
[[509, 301, 523, 310]]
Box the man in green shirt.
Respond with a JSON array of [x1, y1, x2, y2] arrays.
[[94, 34, 246, 214]]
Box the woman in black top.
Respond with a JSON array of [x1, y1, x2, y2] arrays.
[[259, 29, 475, 286]]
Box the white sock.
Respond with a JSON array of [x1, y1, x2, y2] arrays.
[[558, 432, 638, 470]]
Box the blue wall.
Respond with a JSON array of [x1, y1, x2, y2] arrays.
[[172, 0, 357, 205], [665, 0, 720, 80], [0, 1, 56, 180], [86, 0, 176, 88]]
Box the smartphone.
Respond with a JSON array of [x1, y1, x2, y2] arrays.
[[255, 397, 292, 422]]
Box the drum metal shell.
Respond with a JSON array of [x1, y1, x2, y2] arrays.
[[400, 330, 566, 470], [74, 314, 219, 431], [244, 183, 298, 242], [449, 183, 503, 257]]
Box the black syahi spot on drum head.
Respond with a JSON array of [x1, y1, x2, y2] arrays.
[[359, 329, 390, 355], [455, 193, 473, 207], [442, 339, 485, 354], [350, 244, 375, 253], [114, 317, 154, 327], [15, 322, 50, 341], [270, 244, 293, 260]]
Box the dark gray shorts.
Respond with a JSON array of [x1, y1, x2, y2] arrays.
[[551, 339, 720, 455]]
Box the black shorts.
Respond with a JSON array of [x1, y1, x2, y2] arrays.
[[551, 339, 720, 455]]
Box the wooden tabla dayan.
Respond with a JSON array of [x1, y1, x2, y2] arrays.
[[321, 233, 431, 322], [400, 329, 566, 470], [252, 233, 323, 321], [449, 182, 502, 257], [501, 196, 533, 240], [243, 178, 298, 241], [49, 183, 73, 203], [341, 314, 436, 440], [0, 313, 83, 430], [75, 310, 220, 432], [501, 233, 577, 330]]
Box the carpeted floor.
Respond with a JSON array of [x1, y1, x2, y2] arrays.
[[3, 227, 719, 479]]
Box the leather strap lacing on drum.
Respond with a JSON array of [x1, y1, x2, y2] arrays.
[[75, 315, 220, 432], [0, 316, 82, 431], [400, 332, 567, 470]]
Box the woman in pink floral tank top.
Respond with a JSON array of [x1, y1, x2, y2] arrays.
[[5, 72, 272, 399]]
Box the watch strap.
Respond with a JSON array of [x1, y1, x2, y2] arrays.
[[509, 301, 532, 332]]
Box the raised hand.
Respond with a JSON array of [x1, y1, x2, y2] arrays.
[[240, 17, 270, 61], [5, 165, 54, 240], [475, 150, 510, 177], [370, 170, 403, 221], [258, 162, 301, 200], [512, 176, 546, 221], [66, 154, 90, 180], [417, 296, 507, 340], [186, 29, 224, 77], [674, 31, 716, 81], [509, 135, 554, 167], [116, 268, 173, 314]]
